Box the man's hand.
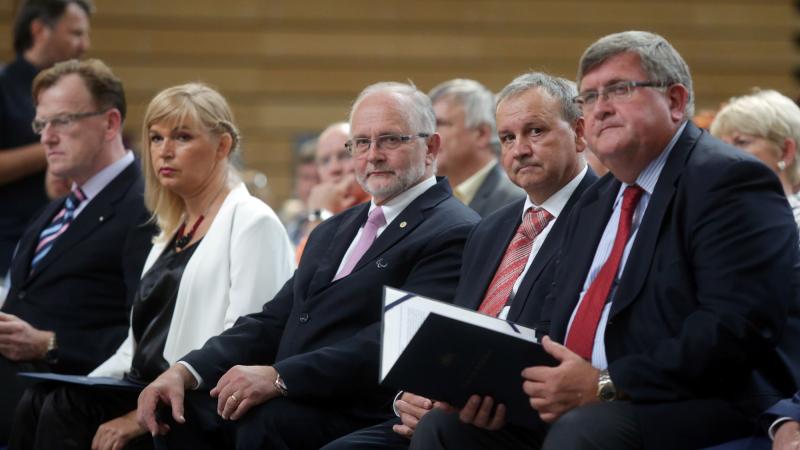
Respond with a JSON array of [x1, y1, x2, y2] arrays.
[[92, 410, 146, 450], [0, 312, 52, 361], [210, 365, 281, 421], [137, 364, 195, 436], [458, 395, 507, 430], [392, 392, 435, 439], [521, 336, 600, 423], [774, 420, 800, 450]]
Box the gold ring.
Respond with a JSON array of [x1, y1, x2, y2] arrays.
[[229, 394, 239, 403]]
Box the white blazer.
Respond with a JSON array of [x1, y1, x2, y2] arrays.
[[91, 183, 295, 378]]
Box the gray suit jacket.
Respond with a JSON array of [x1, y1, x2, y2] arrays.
[[467, 162, 525, 217]]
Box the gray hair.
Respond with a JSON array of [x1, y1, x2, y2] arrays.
[[577, 31, 694, 118], [496, 72, 582, 124], [710, 89, 800, 185], [429, 78, 496, 131], [349, 81, 436, 135]]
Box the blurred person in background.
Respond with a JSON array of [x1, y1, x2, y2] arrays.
[[710, 89, 800, 229], [429, 78, 524, 217]]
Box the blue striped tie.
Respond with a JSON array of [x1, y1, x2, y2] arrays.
[[30, 188, 87, 272]]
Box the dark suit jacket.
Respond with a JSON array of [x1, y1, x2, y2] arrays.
[[541, 123, 800, 449], [455, 168, 596, 328], [182, 177, 480, 422], [467, 162, 525, 217], [2, 161, 154, 374]]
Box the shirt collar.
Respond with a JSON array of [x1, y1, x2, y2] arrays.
[[74, 151, 135, 202], [455, 159, 497, 205], [368, 176, 437, 226], [522, 165, 588, 220]]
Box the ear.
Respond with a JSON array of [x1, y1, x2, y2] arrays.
[[666, 84, 690, 123], [781, 137, 797, 166], [425, 133, 441, 165], [474, 123, 492, 148], [573, 117, 587, 153], [104, 109, 122, 140], [30, 18, 49, 44], [216, 133, 233, 161]]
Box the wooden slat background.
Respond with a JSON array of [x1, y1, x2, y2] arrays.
[[2, 0, 797, 206]]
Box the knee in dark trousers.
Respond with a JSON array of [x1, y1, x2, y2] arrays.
[[542, 402, 641, 450]]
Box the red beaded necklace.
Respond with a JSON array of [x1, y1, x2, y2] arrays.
[[174, 215, 204, 250]]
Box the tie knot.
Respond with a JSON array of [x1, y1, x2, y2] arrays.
[[65, 188, 86, 211], [621, 185, 644, 213], [520, 207, 553, 240], [366, 206, 386, 228]]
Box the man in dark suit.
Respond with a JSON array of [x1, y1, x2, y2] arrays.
[[136, 81, 480, 450], [0, 58, 152, 442], [410, 31, 799, 450], [429, 78, 524, 217], [321, 72, 598, 450]]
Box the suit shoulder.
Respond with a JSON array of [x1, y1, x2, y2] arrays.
[[431, 195, 481, 226]]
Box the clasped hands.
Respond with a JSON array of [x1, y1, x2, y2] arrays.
[[393, 336, 601, 439], [137, 363, 282, 436]]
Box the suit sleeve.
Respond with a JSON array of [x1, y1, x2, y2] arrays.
[[272, 221, 474, 399], [181, 275, 295, 386], [610, 159, 798, 402], [762, 392, 800, 427]]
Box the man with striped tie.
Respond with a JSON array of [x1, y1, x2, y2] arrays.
[[0, 58, 153, 443]]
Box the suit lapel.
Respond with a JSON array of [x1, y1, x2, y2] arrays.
[[610, 124, 699, 317], [469, 163, 501, 211], [26, 163, 138, 282], [11, 201, 62, 287], [306, 204, 367, 295]]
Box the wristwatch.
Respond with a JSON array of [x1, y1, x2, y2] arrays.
[[597, 369, 617, 402], [274, 372, 288, 397], [44, 333, 58, 365]]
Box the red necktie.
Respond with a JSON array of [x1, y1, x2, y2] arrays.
[[565, 185, 644, 360], [478, 207, 553, 317]]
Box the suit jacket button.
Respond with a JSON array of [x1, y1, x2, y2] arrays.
[[18, 290, 26, 300], [299, 313, 309, 324]]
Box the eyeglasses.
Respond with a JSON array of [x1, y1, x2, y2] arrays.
[[345, 133, 430, 156], [572, 81, 668, 110], [32, 110, 108, 134]]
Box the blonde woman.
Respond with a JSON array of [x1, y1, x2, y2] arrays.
[[10, 83, 295, 450], [710, 89, 800, 229]]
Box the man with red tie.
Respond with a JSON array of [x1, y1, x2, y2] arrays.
[[322, 71, 598, 450], [408, 31, 800, 450]]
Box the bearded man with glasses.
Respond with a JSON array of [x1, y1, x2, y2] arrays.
[[0, 58, 154, 444]]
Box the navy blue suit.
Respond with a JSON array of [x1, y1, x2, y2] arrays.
[[159, 178, 480, 450], [541, 123, 800, 449]]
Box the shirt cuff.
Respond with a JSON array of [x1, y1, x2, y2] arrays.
[[392, 391, 405, 417], [177, 361, 203, 389], [768, 417, 795, 440]]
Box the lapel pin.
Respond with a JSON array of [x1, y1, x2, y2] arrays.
[[399, 221, 407, 228], [376, 258, 388, 269], [99, 216, 104, 222]]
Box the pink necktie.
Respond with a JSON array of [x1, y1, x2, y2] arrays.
[[334, 206, 386, 280]]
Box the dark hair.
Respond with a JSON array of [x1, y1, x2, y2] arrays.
[[13, 0, 93, 54], [32, 58, 126, 122]]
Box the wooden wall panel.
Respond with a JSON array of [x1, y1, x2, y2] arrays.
[[1, 0, 797, 207]]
